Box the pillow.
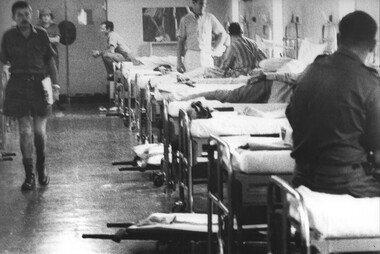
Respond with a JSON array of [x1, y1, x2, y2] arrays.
[[259, 58, 306, 73], [298, 39, 327, 66]]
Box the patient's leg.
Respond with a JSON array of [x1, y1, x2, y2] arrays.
[[102, 52, 125, 75]]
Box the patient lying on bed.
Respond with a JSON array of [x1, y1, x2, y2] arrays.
[[172, 71, 299, 103]]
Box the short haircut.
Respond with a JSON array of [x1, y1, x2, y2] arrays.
[[101, 21, 114, 31], [12, 1, 32, 16], [339, 11, 377, 46], [39, 10, 54, 20], [228, 22, 243, 36]]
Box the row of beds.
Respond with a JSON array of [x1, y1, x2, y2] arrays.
[[83, 56, 380, 254]]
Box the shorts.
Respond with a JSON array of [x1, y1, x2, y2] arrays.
[[3, 74, 52, 118]]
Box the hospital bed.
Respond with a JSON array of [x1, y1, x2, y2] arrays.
[[207, 135, 295, 254], [108, 56, 176, 129], [114, 79, 250, 188], [267, 175, 380, 254], [176, 103, 292, 213], [113, 62, 161, 130]]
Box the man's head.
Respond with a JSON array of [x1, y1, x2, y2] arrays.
[[228, 22, 243, 37], [100, 21, 114, 35], [12, 1, 32, 29], [192, 0, 207, 15], [339, 11, 377, 51], [39, 8, 53, 24]]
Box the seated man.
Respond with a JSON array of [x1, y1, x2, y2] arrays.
[[219, 22, 268, 77], [92, 21, 141, 81], [286, 11, 380, 197], [173, 71, 299, 104]]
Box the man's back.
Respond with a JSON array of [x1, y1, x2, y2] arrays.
[[288, 47, 380, 197], [220, 36, 267, 76], [291, 47, 380, 166]]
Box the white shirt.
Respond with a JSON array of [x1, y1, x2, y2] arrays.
[[178, 12, 225, 52]]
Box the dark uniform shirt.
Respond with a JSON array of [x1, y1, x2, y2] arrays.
[[0, 25, 55, 76], [0, 25, 57, 118], [286, 47, 380, 197], [288, 47, 380, 166]]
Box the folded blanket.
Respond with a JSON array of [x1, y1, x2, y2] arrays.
[[288, 186, 380, 239]]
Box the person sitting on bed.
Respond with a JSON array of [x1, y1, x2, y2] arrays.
[[92, 21, 142, 81], [286, 11, 380, 197], [219, 22, 268, 77]]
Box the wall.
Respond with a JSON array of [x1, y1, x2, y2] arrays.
[[282, 0, 379, 44], [27, 0, 107, 96], [108, 0, 232, 57]]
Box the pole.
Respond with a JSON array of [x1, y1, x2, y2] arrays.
[[64, 0, 71, 108]]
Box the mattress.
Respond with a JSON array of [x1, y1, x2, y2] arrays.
[[122, 62, 161, 81], [168, 100, 288, 118], [135, 74, 154, 89], [289, 186, 380, 239], [156, 82, 245, 96], [219, 136, 295, 174], [149, 73, 250, 89], [190, 114, 291, 138]]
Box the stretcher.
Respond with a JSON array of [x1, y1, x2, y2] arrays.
[[82, 213, 220, 252], [267, 176, 380, 254], [112, 143, 168, 187], [82, 212, 265, 252], [206, 135, 295, 254], [176, 105, 292, 213]]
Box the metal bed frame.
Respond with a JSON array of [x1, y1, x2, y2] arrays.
[[207, 135, 293, 254], [267, 175, 380, 254]]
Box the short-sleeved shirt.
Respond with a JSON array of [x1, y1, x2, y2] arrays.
[[288, 47, 380, 166], [178, 12, 225, 52], [220, 36, 267, 75], [0, 25, 55, 74], [107, 31, 131, 60]]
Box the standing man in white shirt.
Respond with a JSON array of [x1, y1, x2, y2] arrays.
[[177, 0, 227, 73], [92, 21, 141, 81]]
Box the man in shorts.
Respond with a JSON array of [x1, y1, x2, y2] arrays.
[[0, 1, 59, 191]]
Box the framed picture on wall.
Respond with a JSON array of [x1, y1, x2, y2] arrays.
[[142, 7, 191, 42]]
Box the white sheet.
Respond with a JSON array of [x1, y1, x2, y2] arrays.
[[190, 114, 291, 138], [121, 62, 161, 81], [149, 73, 251, 89], [219, 136, 295, 174], [154, 83, 246, 102], [288, 186, 380, 239], [128, 213, 219, 233], [168, 100, 288, 118]]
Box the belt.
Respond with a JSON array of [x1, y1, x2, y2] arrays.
[[11, 73, 45, 81]]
